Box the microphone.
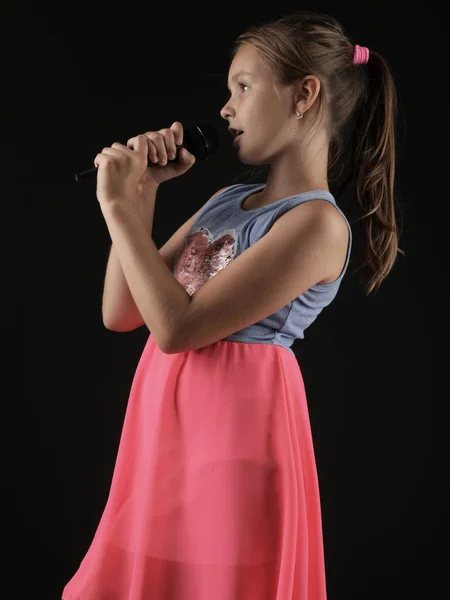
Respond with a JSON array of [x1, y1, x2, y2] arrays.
[[74, 123, 219, 182]]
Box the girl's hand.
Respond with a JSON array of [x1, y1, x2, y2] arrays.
[[94, 121, 196, 207], [129, 121, 196, 186]]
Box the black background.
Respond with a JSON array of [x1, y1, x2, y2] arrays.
[[3, 1, 447, 599]]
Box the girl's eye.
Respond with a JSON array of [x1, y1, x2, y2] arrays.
[[239, 83, 249, 92]]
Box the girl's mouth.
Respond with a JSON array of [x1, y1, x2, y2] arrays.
[[232, 132, 243, 146]]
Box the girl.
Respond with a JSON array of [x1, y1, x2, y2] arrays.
[[62, 10, 399, 600]]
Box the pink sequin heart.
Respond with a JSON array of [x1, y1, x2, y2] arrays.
[[173, 227, 236, 296]]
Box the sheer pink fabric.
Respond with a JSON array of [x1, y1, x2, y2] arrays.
[[63, 335, 327, 599]]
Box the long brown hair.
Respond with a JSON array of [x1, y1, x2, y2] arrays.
[[232, 11, 401, 294]]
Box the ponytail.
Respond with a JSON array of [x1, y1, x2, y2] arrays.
[[352, 50, 402, 294]]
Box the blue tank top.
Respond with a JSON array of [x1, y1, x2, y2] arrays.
[[172, 183, 352, 356]]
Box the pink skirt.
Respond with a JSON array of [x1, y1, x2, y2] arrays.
[[62, 335, 327, 599]]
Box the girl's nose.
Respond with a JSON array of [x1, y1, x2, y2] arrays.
[[220, 100, 235, 121]]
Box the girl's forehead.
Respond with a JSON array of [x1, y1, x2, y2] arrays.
[[228, 46, 270, 80]]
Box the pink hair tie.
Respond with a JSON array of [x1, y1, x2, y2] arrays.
[[353, 44, 370, 65]]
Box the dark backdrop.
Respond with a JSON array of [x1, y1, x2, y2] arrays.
[[3, 1, 447, 599]]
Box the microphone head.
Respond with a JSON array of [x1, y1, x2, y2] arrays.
[[183, 123, 219, 160]]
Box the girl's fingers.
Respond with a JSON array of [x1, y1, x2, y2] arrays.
[[127, 122, 186, 166]]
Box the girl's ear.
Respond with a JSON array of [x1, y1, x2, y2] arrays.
[[294, 75, 321, 114]]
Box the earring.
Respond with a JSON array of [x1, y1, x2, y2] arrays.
[[296, 111, 303, 120]]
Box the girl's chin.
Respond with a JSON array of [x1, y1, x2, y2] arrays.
[[236, 146, 267, 166], [238, 154, 268, 166]]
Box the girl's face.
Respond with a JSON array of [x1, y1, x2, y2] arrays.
[[220, 43, 296, 166]]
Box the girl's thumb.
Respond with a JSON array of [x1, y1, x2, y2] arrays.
[[181, 148, 195, 164]]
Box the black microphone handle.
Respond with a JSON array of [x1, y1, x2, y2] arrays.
[[74, 141, 187, 182], [74, 123, 218, 183]]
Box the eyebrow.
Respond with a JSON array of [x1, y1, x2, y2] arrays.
[[227, 71, 253, 89]]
